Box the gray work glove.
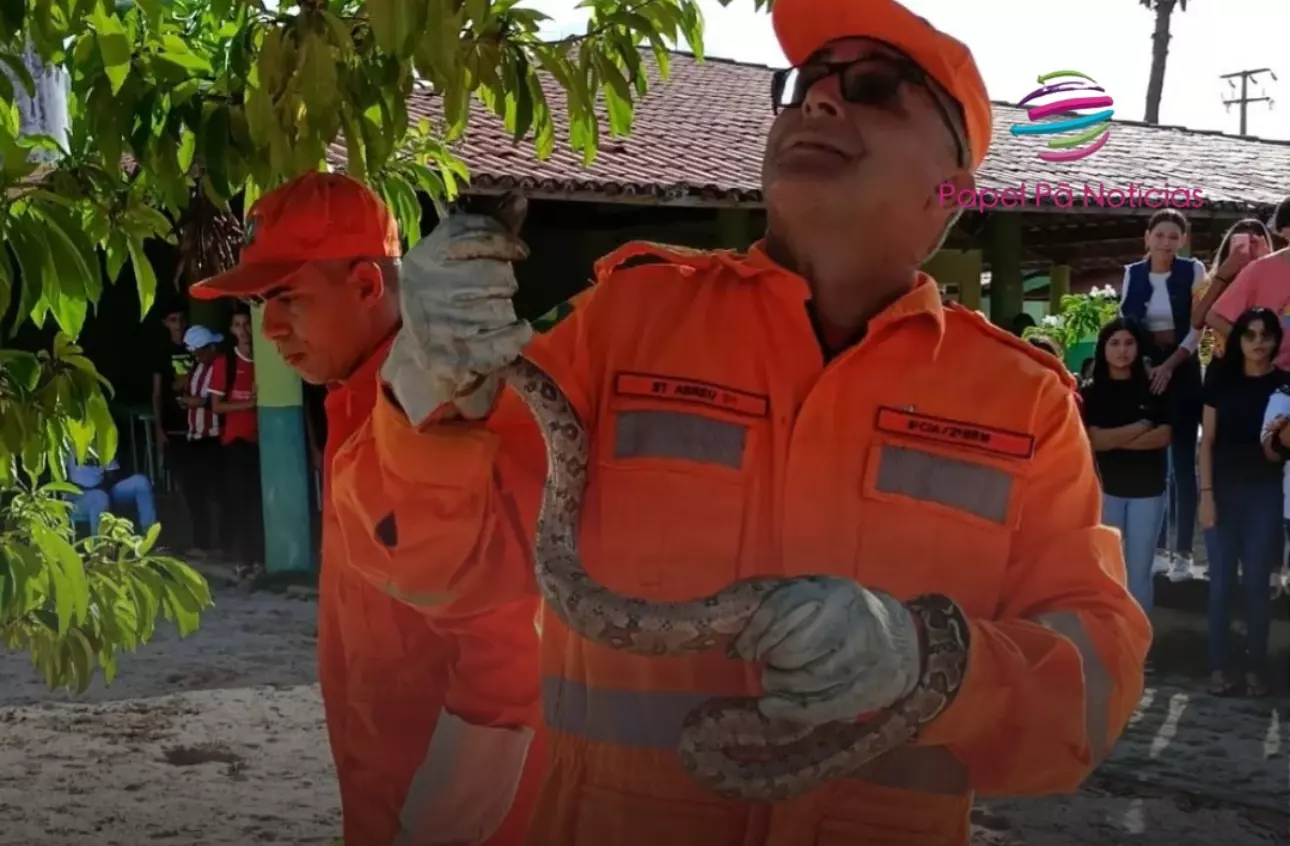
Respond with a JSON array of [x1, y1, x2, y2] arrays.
[[732, 577, 923, 725], [382, 195, 532, 424]]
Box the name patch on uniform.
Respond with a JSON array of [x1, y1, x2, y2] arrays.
[[876, 407, 1035, 459], [614, 372, 769, 418]]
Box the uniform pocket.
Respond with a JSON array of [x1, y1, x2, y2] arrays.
[[593, 408, 752, 599], [854, 435, 1021, 610], [572, 785, 740, 846]]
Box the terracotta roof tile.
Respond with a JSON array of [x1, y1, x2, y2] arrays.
[[334, 52, 1288, 214]]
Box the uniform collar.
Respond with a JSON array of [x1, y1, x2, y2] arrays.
[[742, 239, 947, 354], [324, 330, 397, 435]]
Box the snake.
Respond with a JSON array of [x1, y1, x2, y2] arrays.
[[450, 194, 971, 802], [499, 354, 971, 802]]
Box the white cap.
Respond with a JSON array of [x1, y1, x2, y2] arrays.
[[183, 325, 223, 351]]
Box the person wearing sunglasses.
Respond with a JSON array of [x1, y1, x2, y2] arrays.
[[322, 0, 1150, 842]]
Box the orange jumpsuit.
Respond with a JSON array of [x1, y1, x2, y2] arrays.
[[319, 338, 544, 845], [331, 243, 1152, 845]]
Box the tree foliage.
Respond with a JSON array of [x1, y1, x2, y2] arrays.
[[2, 0, 715, 321], [0, 0, 744, 692], [0, 334, 212, 693], [1022, 286, 1121, 355]]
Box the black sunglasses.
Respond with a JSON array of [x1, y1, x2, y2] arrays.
[[771, 56, 968, 167]]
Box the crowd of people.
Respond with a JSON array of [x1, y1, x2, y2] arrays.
[[1067, 200, 1290, 700]]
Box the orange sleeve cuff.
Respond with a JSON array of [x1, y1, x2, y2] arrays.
[[916, 620, 1008, 748]]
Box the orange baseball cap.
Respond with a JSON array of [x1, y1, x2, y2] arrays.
[[772, 0, 993, 169], [190, 171, 401, 301]]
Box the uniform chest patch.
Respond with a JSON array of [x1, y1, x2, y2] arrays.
[[875, 407, 1035, 460], [614, 372, 769, 418]]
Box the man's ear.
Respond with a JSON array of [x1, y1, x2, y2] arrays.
[[349, 260, 386, 306]]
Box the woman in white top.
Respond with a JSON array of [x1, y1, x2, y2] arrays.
[[1118, 209, 1252, 582]]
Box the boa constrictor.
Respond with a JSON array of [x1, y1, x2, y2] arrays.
[[500, 354, 971, 801], [451, 193, 971, 801]]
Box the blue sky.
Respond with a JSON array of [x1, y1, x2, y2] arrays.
[[535, 0, 1289, 141]]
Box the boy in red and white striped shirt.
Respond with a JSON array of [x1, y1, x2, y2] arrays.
[[177, 325, 224, 558]]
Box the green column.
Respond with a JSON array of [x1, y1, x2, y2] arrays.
[[1049, 264, 1071, 312], [251, 307, 314, 575], [921, 249, 983, 311], [986, 214, 1024, 328]]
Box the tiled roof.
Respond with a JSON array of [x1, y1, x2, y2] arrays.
[[362, 52, 1289, 214]]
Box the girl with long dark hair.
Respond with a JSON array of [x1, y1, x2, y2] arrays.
[[1080, 319, 1172, 613], [1120, 210, 1257, 582], [1198, 307, 1286, 697]]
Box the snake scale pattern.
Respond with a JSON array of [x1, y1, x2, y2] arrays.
[[500, 354, 972, 801]]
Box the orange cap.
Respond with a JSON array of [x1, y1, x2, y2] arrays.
[[190, 171, 401, 300], [772, 0, 993, 169]]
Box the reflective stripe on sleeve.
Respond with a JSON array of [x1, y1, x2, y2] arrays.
[[1034, 611, 1113, 764]]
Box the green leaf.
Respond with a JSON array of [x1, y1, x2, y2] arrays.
[[201, 104, 232, 200], [87, 390, 118, 467], [126, 236, 156, 322], [7, 215, 54, 327], [380, 172, 422, 248], [367, 0, 401, 54], [91, 8, 133, 95], [31, 524, 89, 635], [157, 34, 212, 73], [300, 31, 338, 129], [0, 50, 35, 97], [104, 230, 129, 284], [509, 52, 535, 142], [0, 246, 11, 329], [177, 124, 196, 173], [40, 203, 103, 305]]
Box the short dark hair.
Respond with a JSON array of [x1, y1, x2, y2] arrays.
[[1272, 196, 1290, 232], [1146, 209, 1189, 234]]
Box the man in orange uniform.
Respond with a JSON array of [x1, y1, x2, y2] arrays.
[[331, 2, 1152, 843], [190, 173, 544, 845]]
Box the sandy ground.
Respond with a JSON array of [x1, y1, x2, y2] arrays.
[[0, 583, 1286, 846]]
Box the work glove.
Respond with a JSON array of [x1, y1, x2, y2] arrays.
[[398, 711, 533, 845], [732, 576, 924, 726], [382, 195, 532, 425]]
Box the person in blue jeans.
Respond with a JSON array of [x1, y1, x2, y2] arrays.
[[67, 455, 158, 536], [1080, 319, 1172, 614], [1198, 306, 1286, 698], [1120, 210, 1255, 581]]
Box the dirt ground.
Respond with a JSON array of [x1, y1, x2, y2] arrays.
[[0, 583, 1286, 846]]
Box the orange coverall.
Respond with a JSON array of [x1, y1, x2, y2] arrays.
[[331, 242, 1152, 845], [319, 338, 544, 845]]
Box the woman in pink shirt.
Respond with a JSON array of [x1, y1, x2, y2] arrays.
[[1207, 199, 1290, 364]]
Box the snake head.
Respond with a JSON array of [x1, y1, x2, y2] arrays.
[[493, 191, 527, 236]]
